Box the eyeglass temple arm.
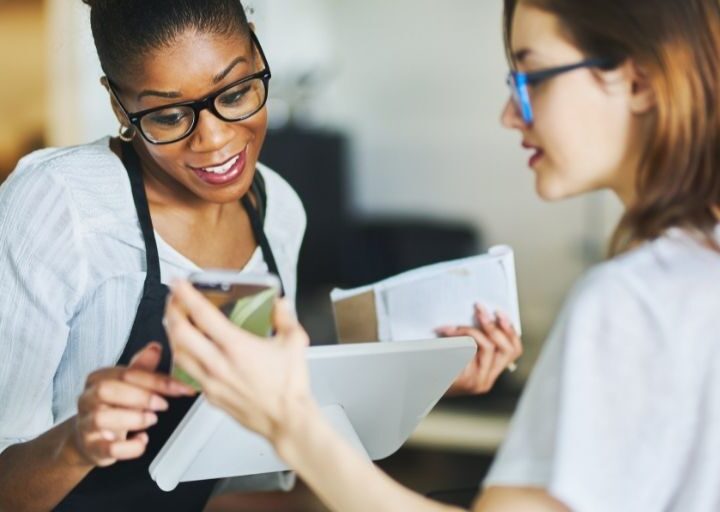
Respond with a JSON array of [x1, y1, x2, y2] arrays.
[[103, 78, 138, 127], [520, 58, 616, 85]]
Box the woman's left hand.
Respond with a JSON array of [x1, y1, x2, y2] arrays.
[[438, 304, 523, 395], [163, 280, 314, 446]]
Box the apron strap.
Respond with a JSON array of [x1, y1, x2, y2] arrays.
[[121, 142, 162, 288]]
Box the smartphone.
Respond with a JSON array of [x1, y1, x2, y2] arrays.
[[171, 271, 281, 390]]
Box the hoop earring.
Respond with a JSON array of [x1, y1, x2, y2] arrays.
[[118, 125, 136, 142]]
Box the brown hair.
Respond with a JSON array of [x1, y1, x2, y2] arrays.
[[504, 0, 720, 254]]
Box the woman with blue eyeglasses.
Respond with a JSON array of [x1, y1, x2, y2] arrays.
[[166, 0, 720, 511]]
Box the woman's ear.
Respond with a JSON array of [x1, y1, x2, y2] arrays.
[[627, 61, 656, 115], [597, 60, 656, 115], [100, 76, 131, 126]]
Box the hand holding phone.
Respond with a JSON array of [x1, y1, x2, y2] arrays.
[[171, 271, 281, 390]]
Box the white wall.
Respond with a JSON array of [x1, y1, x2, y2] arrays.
[[46, 0, 116, 146], [46, 0, 623, 373]]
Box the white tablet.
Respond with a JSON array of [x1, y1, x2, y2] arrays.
[[150, 337, 476, 491]]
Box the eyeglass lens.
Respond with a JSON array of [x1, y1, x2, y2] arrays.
[[138, 77, 267, 143]]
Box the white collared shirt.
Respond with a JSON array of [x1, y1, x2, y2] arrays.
[[0, 137, 306, 454]]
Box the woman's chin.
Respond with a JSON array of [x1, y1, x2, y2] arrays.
[[534, 171, 591, 202], [535, 179, 568, 202]]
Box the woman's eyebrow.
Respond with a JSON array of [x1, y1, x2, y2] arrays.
[[137, 89, 182, 101], [136, 56, 249, 101], [212, 56, 249, 84]]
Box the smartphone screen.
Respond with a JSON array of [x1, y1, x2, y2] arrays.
[[171, 272, 280, 390], [193, 281, 277, 337]]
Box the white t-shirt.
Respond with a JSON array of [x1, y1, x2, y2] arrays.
[[484, 226, 720, 511], [0, 137, 306, 455]]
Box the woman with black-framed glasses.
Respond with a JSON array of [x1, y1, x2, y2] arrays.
[[0, 1, 305, 511]]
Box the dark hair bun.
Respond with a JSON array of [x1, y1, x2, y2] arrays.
[[84, 0, 250, 80]]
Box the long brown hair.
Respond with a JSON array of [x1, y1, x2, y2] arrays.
[[504, 0, 720, 254]]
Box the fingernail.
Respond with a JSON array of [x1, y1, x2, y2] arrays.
[[150, 395, 169, 411], [101, 430, 116, 441], [496, 311, 510, 329], [145, 413, 158, 425], [478, 308, 490, 324], [279, 298, 297, 321], [172, 381, 197, 395]]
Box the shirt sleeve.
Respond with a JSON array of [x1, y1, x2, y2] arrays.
[[0, 162, 87, 455], [483, 265, 698, 512]]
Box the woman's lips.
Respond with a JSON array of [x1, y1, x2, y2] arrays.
[[522, 141, 544, 168], [529, 148, 545, 167], [190, 147, 248, 186]]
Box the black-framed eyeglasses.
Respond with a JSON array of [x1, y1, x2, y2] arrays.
[[106, 30, 271, 145], [506, 58, 615, 125]]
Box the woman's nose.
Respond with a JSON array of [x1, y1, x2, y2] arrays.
[[189, 109, 236, 152], [500, 97, 525, 130]]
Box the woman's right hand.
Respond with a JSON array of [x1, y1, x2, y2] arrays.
[[72, 342, 196, 467]]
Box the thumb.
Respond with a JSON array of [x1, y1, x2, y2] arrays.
[[273, 298, 309, 347], [129, 342, 163, 371]]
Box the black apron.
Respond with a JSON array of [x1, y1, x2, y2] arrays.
[[55, 142, 284, 511]]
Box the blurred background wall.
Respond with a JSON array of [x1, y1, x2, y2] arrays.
[[0, 0, 46, 178]]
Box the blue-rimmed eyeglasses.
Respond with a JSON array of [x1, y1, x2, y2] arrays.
[[106, 31, 271, 145], [507, 58, 616, 125]]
